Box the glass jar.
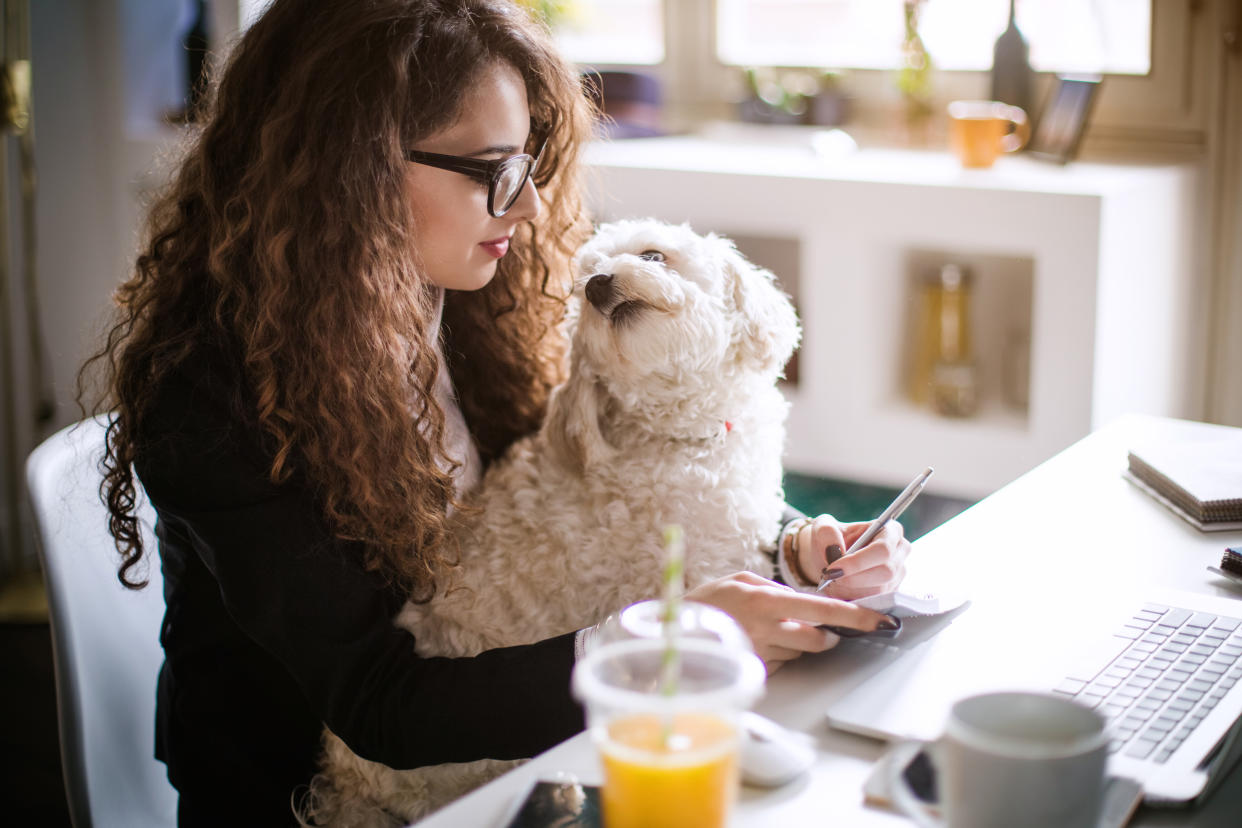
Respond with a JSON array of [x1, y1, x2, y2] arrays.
[[910, 263, 978, 417]]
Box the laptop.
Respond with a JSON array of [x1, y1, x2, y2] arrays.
[[826, 587, 1242, 805]]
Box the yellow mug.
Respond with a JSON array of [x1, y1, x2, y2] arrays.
[[947, 100, 1030, 169]]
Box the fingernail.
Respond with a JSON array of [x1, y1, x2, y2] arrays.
[[823, 628, 841, 647], [821, 567, 845, 581], [826, 544, 845, 564], [819, 624, 866, 638], [818, 615, 902, 639], [877, 615, 902, 632]]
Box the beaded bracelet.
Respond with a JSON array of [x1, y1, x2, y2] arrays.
[[778, 516, 817, 587]]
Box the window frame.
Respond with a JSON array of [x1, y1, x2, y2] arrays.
[[580, 0, 1212, 156]]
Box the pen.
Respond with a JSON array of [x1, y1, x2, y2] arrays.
[[815, 466, 935, 594]]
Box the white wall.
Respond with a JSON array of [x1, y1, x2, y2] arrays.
[[31, 0, 128, 429], [0, 0, 189, 570], [0, 1, 122, 569], [1208, 18, 1242, 426]]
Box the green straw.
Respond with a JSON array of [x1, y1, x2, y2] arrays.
[[659, 525, 685, 747]]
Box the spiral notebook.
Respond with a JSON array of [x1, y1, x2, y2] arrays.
[[1124, 419, 1242, 532]]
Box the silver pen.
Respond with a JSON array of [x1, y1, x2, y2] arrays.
[[814, 466, 935, 594]]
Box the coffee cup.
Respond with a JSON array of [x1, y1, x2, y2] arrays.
[[947, 100, 1029, 168], [887, 691, 1109, 828]]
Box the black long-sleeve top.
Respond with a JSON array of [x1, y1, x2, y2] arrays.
[[134, 354, 584, 827]]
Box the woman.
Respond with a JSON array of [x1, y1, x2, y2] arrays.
[[82, 1, 908, 824]]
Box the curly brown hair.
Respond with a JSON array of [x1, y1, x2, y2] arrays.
[[81, 0, 594, 594]]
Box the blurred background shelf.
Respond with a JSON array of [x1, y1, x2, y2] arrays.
[[586, 135, 1203, 501]]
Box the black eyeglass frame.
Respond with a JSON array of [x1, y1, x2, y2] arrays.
[[404, 140, 546, 218]]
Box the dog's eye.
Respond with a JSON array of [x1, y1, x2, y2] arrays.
[[638, 250, 666, 263]]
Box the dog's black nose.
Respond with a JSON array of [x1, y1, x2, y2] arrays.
[[585, 273, 615, 310]]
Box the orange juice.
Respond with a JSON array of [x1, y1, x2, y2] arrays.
[[599, 711, 739, 828]]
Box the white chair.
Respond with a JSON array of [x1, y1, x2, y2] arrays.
[[26, 415, 178, 828]]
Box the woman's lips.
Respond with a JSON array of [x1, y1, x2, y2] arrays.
[[479, 236, 510, 258]]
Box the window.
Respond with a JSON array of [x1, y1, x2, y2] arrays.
[[716, 0, 1151, 75], [565, 1, 1199, 150], [239, 0, 269, 30], [557, 2, 1152, 74], [553, 0, 664, 65]]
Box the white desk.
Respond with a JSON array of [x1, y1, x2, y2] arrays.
[[419, 415, 1242, 827]]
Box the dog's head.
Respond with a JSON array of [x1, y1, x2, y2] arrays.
[[546, 219, 800, 470]]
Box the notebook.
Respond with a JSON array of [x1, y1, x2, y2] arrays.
[[825, 588, 1242, 806], [1125, 421, 1242, 531]]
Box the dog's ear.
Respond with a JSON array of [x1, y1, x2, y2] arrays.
[[544, 358, 613, 473], [719, 239, 802, 373]]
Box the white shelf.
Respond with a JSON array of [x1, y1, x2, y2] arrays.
[[584, 136, 1203, 499], [587, 130, 1191, 197]]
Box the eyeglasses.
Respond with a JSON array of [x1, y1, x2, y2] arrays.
[[404, 141, 545, 218]]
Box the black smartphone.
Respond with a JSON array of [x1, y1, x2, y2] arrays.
[[902, 747, 938, 804], [498, 777, 603, 828]]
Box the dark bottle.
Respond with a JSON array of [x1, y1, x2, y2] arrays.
[[184, 0, 209, 120], [990, 0, 1031, 115]]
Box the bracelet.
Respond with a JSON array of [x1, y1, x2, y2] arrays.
[[779, 516, 817, 586]]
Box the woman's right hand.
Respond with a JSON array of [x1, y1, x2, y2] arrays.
[[684, 571, 900, 675]]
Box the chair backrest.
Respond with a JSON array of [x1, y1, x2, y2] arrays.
[[26, 415, 177, 828]]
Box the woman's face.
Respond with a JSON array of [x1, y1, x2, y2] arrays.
[[404, 61, 540, 292]]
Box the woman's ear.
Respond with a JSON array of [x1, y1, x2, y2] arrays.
[[719, 240, 802, 374], [544, 355, 612, 473]]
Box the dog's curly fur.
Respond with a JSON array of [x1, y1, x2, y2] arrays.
[[304, 219, 802, 826]]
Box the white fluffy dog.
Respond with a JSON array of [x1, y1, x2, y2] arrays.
[[307, 219, 801, 826]]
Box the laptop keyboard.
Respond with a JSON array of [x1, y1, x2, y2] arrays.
[[1052, 603, 1242, 764]]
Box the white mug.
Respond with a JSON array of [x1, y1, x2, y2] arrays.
[[888, 691, 1109, 828]]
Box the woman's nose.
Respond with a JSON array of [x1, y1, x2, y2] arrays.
[[507, 176, 541, 223]]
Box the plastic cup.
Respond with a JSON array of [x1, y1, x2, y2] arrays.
[[572, 636, 765, 828], [589, 600, 755, 654]]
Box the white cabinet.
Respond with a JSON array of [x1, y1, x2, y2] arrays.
[[584, 136, 1202, 499]]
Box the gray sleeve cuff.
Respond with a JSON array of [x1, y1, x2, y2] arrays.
[[574, 624, 601, 661]]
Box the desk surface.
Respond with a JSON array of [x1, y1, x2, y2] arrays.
[[418, 415, 1242, 828]]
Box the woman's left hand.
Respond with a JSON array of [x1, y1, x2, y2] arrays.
[[792, 515, 910, 600]]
